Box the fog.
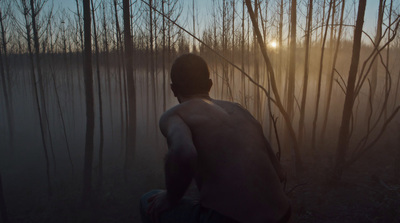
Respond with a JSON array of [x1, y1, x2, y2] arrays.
[[1, 0, 400, 222]]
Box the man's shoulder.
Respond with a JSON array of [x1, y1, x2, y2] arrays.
[[213, 99, 245, 108], [159, 105, 186, 137], [159, 102, 193, 126], [162, 99, 210, 116], [159, 105, 180, 124]]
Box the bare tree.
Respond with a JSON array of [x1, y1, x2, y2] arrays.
[[90, 0, 105, 185], [370, 0, 385, 106], [334, 0, 366, 180], [74, 0, 84, 79], [241, 0, 246, 105], [162, 0, 166, 111], [0, 4, 14, 150], [0, 3, 11, 81], [82, 0, 95, 203], [30, 0, 57, 172], [298, 0, 313, 147], [286, 0, 296, 120], [0, 3, 13, 148], [123, 0, 137, 180], [102, 1, 114, 144], [311, 0, 333, 152], [113, 0, 126, 155], [387, 0, 394, 111], [277, 0, 284, 88], [150, 0, 158, 133], [14, 0, 53, 196], [245, 0, 303, 171], [321, 0, 346, 142], [253, 0, 260, 119]]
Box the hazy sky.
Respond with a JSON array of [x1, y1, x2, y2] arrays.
[[51, 0, 380, 40]]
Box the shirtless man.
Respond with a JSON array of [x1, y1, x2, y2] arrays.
[[140, 54, 291, 223]]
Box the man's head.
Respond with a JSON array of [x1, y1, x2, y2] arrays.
[[170, 54, 212, 99]]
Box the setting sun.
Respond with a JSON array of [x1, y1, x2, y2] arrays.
[[269, 41, 278, 49]]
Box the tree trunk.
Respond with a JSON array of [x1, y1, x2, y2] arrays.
[[151, 0, 158, 132], [387, 0, 393, 114], [370, 0, 385, 106], [91, 0, 105, 186], [113, 0, 126, 156], [162, 0, 166, 112], [192, 0, 196, 52], [286, 0, 296, 120], [334, 0, 366, 180], [231, 0, 235, 101], [311, 0, 333, 152], [27, 0, 52, 196], [31, 0, 57, 172], [241, 0, 245, 105], [0, 45, 13, 153], [102, 1, 114, 144], [0, 9, 13, 150], [253, 0, 260, 119], [221, 0, 227, 99], [75, 0, 84, 111], [82, 0, 95, 203], [298, 0, 313, 147], [321, 0, 346, 142], [245, 0, 303, 171], [123, 0, 137, 180], [278, 0, 283, 89]]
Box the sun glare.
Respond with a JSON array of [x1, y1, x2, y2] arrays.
[[270, 41, 278, 49]]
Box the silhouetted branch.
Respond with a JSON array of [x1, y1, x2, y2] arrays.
[[346, 106, 400, 167], [271, 115, 282, 161], [141, 0, 278, 106]]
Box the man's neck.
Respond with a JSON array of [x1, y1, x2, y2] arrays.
[[178, 94, 211, 103]]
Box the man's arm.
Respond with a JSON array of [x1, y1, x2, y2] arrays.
[[159, 112, 197, 204]]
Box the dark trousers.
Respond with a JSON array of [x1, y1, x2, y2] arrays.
[[140, 190, 239, 223]]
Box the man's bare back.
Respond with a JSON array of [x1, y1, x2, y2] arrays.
[[141, 54, 290, 223], [159, 98, 290, 223]]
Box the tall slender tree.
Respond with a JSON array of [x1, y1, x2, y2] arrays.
[[123, 0, 137, 180], [370, 0, 385, 106], [254, 0, 260, 119], [30, 0, 57, 172], [311, 0, 333, 152], [17, 0, 52, 196], [241, 0, 246, 105], [298, 0, 313, 147], [245, 0, 303, 171], [82, 0, 95, 203], [277, 0, 284, 89], [334, 0, 367, 180], [113, 0, 126, 155], [286, 0, 296, 120], [102, 1, 114, 142], [90, 0, 105, 185], [321, 0, 346, 142], [162, 0, 166, 111], [0, 7, 14, 150]]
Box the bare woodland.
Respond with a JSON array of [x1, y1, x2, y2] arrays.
[[0, 0, 400, 222]]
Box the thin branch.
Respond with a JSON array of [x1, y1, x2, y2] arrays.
[[140, 0, 278, 105], [346, 106, 400, 167]]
